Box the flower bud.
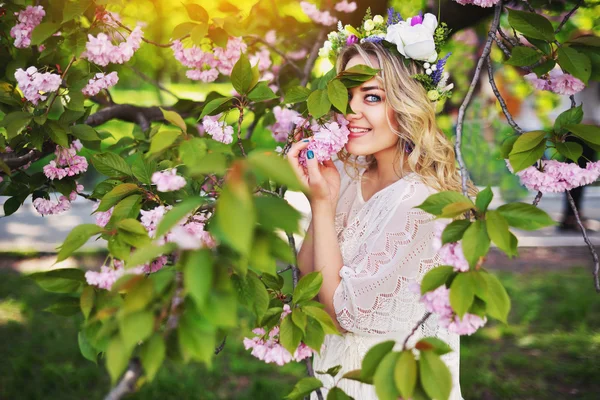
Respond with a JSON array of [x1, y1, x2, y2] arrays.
[[427, 90, 440, 101], [363, 19, 375, 31], [373, 15, 384, 24]]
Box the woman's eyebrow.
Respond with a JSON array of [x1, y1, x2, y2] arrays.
[[360, 85, 384, 92]]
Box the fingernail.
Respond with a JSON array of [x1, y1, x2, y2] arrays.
[[302, 139, 310, 142], [307, 150, 314, 159]]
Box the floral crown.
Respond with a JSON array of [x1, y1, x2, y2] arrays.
[[319, 8, 454, 102]]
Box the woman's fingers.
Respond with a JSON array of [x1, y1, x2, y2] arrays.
[[305, 150, 322, 184], [286, 139, 311, 184]]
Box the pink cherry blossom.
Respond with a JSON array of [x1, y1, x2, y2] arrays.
[[186, 69, 219, 82], [287, 49, 308, 60], [454, 0, 500, 7], [151, 168, 186, 192], [82, 72, 119, 96], [250, 48, 272, 72], [92, 202, 114, 228], [268, 106, 300, 142], [548, 69, 585, 96], [82, 26, 143, 66], [10, 5, 45, 48], [524, 72, 549, 91], [167, 218, 215, 250], [213, 37, 248, 76], [201, 115, 234, 144], [334, 0, 358, 13], [85, 262, 145, 290], [265, 30, 277, 45], [298, 114, 350, 165], [441, 313, 487, 336], [140, 205, 171, 237], [509, 159, 600, 193], [300, 2, 338, 26], [43, 141, 88, 180], [32, 196, 71, 216], [15, 66, 62, 105]]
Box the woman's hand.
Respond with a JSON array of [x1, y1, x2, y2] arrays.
[[287, 139, 341, 209]]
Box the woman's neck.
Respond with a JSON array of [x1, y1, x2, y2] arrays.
[[368, 146, 409, 185]]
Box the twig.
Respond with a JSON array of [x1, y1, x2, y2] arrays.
[[532, 191, 543, 206], [104, 358, 142, 400], [521, 0, 536, 13], [301, 30, 326, 87], [127, 65, 180, 99], [165, 271, 184, 332], [305, 358, 324, 400], [566, 191, 600, 292], [455, 3, 503, 195], [277, 265, 293, 274], [287, 233, 300, 287], [569, 94, 576, 108], [236, 106, 247, 157], [493, 34, 512, 58], [497, 28, 518, 47], [486, 54, 524, 134], [246, 35, 303, 76], [45, 56, 76, 117], [244, 116, 260, 140], [402, 312, 432, 350], [555, 0, 583, 34], [114, 20, 187, 47], [256, 187, 280, 196], [215, 336, 227, 355]]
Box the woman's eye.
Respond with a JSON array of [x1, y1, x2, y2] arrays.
[[365, 94, 381, 102]]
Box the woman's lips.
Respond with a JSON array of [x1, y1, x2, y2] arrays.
[[348, 128, 372, 139]]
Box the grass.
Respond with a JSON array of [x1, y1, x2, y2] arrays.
[[1, 265, 599, 399]]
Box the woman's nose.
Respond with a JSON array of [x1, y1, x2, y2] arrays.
[[346, 98, 362, 120]]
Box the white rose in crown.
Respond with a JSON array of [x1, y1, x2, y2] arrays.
[[385, 13, 438, 63]]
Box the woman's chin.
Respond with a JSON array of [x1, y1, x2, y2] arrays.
[[345, 142, 371, 156]]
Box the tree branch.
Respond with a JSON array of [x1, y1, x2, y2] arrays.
[[566, 191, 600, 292], [85, 104, 166, 127], [104, 358, 142, 400], [486, 54, 524, 134], [403, 312, 432, 350], [455, 2, 503, 195], [555, 0, 583, 34], [301, 30, 326, 87], [246, 35, 303, 77]]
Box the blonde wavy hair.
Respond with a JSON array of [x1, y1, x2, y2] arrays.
[[336, 42, 476, 196]]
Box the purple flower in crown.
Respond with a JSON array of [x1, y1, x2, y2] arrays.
[[346, 35, 359, 45], [386, 7, 403, 26], [432, 53, 451, 86], [410, 12, 424, 26], [363, 36, 385, 44]]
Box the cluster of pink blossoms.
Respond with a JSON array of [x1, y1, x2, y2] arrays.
[[298, 114, 350, 165], [509, 159, 600, 193], [454, 0, 500, 8], [199, 115, 234, 144], [151, 168, 186, 192], [171, 37, 247, 82], [82, 72, 119, 96], [14, 66, 62, 105], [32, 184, 84, 216], [417, 284, 487, 336], [10, 5, 45, 48], [82, 25, 143, 66], [243, 305, 316, 365], [85, 259, 153, 290], [92, 202, 114, 227], [268, 106, 300, 142], [300, 2, 338, 26], [524, 69, 585, 96], [43, 140, 88, 180], [334, 0, 358, 13], [432, 221, 469, 272]]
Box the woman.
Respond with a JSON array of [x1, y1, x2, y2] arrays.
[[287, 40, 466, 399]]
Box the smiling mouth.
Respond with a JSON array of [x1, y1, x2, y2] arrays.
[[348, 127, 372, 138]]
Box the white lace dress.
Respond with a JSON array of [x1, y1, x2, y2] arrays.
[[310, 167, 463, 400]]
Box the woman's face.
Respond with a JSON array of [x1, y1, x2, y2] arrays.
[[344, 54, 399, 157]]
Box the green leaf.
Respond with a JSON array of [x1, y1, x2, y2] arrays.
[[127, 242, 175, 269], [508, 140, 545, 173], [480, 271, 511, 323], [285, 377, 323, 400], [97, 183, 140, 212], [149, 130, 181, 155], [190, 22, 209, 45], [185, 3, 209, 23], [31, 22, 61, 45], [117, 219, 148, 235], [441, 220, 471, 245], [121, 280, 154, 313], [232, 53, 254, 94], [360, 340, 396, 383], [178, 310, 216, 365], [131, 155, 157, 185], [307, 89, 332, 119], [558, 47, 592, 84], [80, 286, 95, 319], [475, 187, 494, 213], [172, 22, 197, 39], [526, 37, 552, 55], [416, 337, 453, 355], [450, 272, 476, 318], [30, 268, 85, 293], [373, 352, 401, 400], [91, 153, 132, 178], [56, 225, 103, 262], [439, 202, 475, 219], [486, 210, 514, 257], [119, 310, 154, 349], [247, 272, 270, 319], [200, 97, 234, 118], [160, 108, 187, 132], [554, 105, 583, 135], [48, 123, 70, 148], [3, 196, 25, 217], [419, 351, 452, 400], [280, 314, 303, 354], [505, 46, 542, 67], [556, 142, 583, 163], [565, 124, 600, 145], [511, 130, 547, 153], [248, 81, 278, 102], [156, 197, 207, 238], [1, 111, 32, 139], [108, 236, 131, 261], [179, 137, 208, 169], [248, 150, 304, 191], [293, 272, 323, 305], [420, 266, 454, 294], [44, 297, 80, 316], [394, 350, 417, 399], [326, 387, 352, 400], [507, 9, 555, 41], [140, 334, 165, 381], [208, 27, 228, 47], [106, 336, 132, 383], [461, 220, 490, 268], [304, 317, 325, 354], [284, 86, 312, 104], [78, 331, 97, 364], [71, 124, 100, 141], [500, 136, 518, 159], [416, 191, 473, 216], [327, 79, 348, 113], [63, 0, 92, 23], [496, 202, 555, 230], [255, 196, 302, 233], [291, 308, 308, 334], [303, 306, 338, 335], [532, 59, 556, 76], [109, 194, 142, 227]]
